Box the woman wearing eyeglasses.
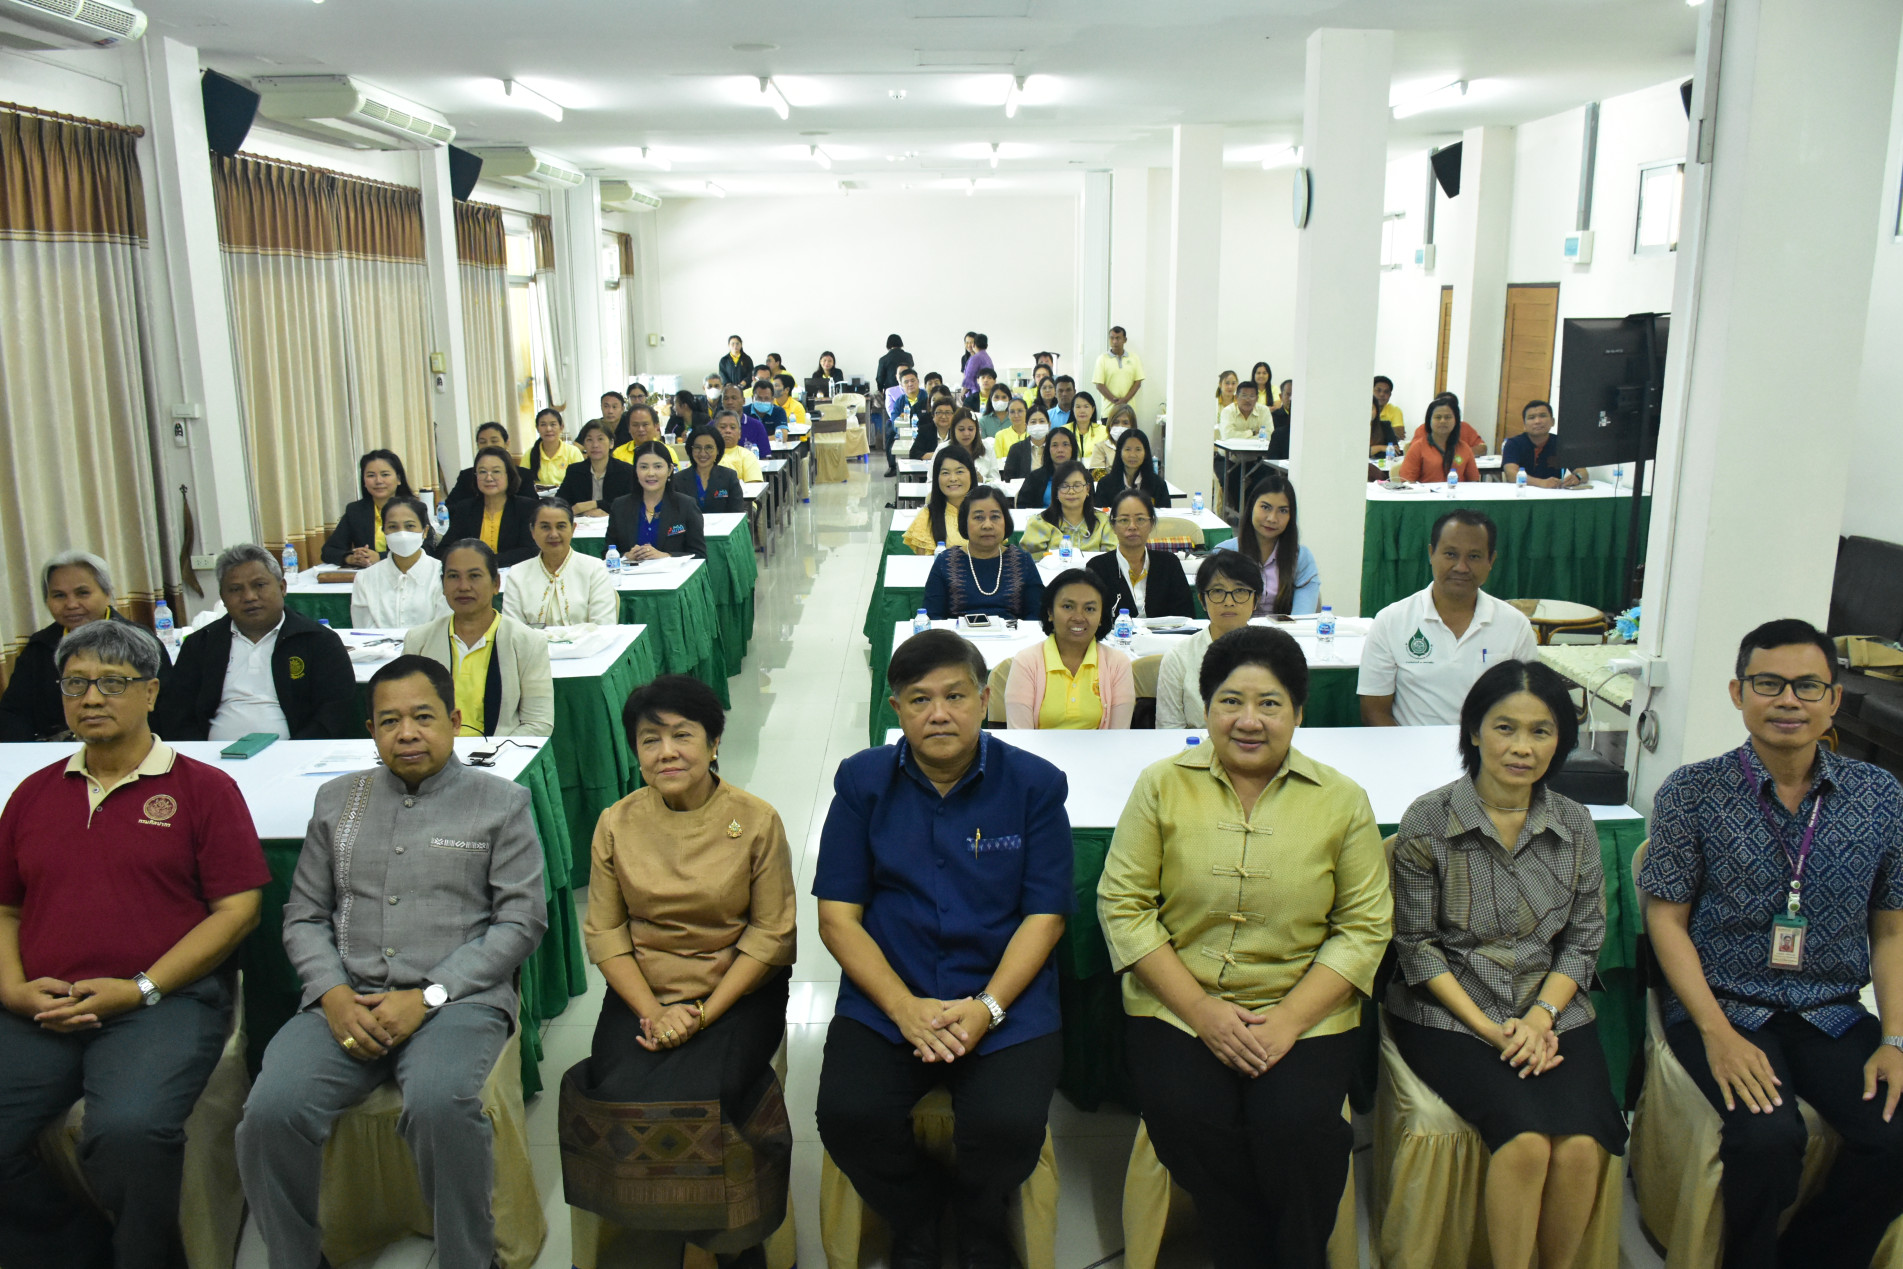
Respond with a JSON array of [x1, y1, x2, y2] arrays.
[[1085, 489, 1194, 620], [1154, 552, 1263, 730]]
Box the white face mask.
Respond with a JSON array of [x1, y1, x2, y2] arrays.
[[707, 388, 721, 400], [992, 399, 1012, 414], [385, 530, 425, 558], [1028, 423, 1050, 441], [1110, 426, 1130, 442]]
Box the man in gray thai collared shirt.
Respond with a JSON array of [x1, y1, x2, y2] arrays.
[[237, 655, 546, 1269]]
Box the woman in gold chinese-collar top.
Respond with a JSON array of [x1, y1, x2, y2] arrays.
[[561, 674, 797, 1268], [1098, 626, 1392, 1269]]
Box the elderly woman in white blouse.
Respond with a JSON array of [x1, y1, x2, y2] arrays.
[[502, 496, 618, 629], [349, 495, 449, 628]]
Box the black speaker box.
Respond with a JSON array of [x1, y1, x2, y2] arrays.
[[1430, 142, 1463, 199], [1680, 78, 1694, 118], [201, 70, 259, 158], [448, 145, 483, 201]]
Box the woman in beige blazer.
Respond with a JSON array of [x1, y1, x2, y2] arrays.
[[403, 539, 555, 737]]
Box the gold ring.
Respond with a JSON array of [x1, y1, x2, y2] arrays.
[[342, 1036, 358, 1051], [663, 1030, 675, 1040]]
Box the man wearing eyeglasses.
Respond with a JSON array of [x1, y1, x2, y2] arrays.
[[0, 619, 268, 1268], [1639, 618, 1903, 1269]]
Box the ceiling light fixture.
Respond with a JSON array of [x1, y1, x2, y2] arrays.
[[705, 181, 726, 198], [502, 79, 563, 123], [810, 145, 831, 170], [1260, 145, 1300, 170], [640, 146, 670, 171], [1003, 75, 1025, 118], [989, 142, 1000, 169], [967, 178, 977, 197], [758, 77, 790, 120], [889, 89, 907, 101], [1391, 79, 1467, 120], [1685, 0, 1705, 6]]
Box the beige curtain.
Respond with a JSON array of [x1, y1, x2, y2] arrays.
[[530, 213, 565, 410], [214, 155, 430, 559], [456, 201, 513, 432], [0, 108, 165, 655]]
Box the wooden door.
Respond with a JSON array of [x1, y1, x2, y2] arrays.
[[1434, 286, 1453, 396], [1496, 283, 1560, 448]]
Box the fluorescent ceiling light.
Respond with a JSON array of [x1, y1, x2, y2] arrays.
[[1392, 80, 1467, 120], [502, 79, 563, 123], [1260, 145, 1300, 170], [967, 178, 977, 197], [640, 147, 670, 171], [1004, 76, 1025, 118], [989, 143, 1000, 169], [810, 145, 831, 170], [1685, 0, 1705, 5], [759, 77, 790, 119], [705, 181, 726, 198]]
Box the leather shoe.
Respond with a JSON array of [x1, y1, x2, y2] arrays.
[[891, 1219, 941, 1269]]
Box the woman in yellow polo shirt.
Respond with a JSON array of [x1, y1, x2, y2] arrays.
[[402, 539, 553, 737], [528, 407, 584, 489], [1003, 568, 1134, 729]]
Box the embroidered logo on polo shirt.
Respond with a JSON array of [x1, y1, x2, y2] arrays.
[[1406, 628, 1432, 660], [429, 837, 490, 853], [140, 794, 177, 827], [289, 656, 307, 680]]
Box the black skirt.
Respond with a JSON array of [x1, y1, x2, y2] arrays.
[[1387, 1015, 1628, 1156]]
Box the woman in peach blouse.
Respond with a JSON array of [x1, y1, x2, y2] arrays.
[[1396, 394, 1481, 484]]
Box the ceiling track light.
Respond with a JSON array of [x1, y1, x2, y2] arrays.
[[502, 79, 563, 123], [810, 144, 831, 170], [640, 146, 671, 171], [705, 181, 726, 198], [759, 77, 790, 120], [1004, 75, 1025, 119], [989, 142, 1000, 169], [1392, 80, 1468, 120]]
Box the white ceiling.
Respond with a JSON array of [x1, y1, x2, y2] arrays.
[[152, 0, 1699, 198]]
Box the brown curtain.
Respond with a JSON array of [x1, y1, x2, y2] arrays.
[[215, 155, 431, 558], [0, 109, 164, 655], [456, 201, 514, 433], [616, 231, 639, 380], [530, 212, 565, 409]]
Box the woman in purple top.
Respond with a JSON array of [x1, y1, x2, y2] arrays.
[[961, 332, 995, 399]]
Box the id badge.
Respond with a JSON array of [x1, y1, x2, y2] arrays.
[[1769, 913, 1808, 971]]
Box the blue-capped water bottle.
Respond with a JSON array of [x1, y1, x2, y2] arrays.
[[1385, 442, 1398, 470], [153, 600, 175, 652], [1316, 605, 1336, 647], [604, 545, 622, 574], [1059, 534, 1073, 561], [434, 500, 451, 536], [1445, 469, 1459, 500], [1515, 468, 1528, 498], [935, 540, 947, 556], [914, 607, 930, 635], [1114, 608, 1134, 647], [281, 541, 298, 579], [1191, 490, 1204, 515]]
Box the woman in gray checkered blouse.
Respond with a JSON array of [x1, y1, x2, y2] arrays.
[[1385, 660, 1626, 1269]]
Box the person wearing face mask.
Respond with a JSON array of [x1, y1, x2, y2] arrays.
[[1501, 399, 1588, 488], [350, 496, 449, 628], [978, 378, 1013, 439], [1005, 568, 1135, 731], [1014, 427, 1081, 508], [1092, 423, 1173, 509], [1000, 407, 1056, 482], [1018, 461, 1113, 559], [558, 420, 638, 518], [988, 397, 1032, 469], [773, 373, 807, 429], [741, 383, 781, 453], [322, 450, 416, 567]]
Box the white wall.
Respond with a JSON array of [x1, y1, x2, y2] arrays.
[[1842, 20, 1903, 545], [1374, 146, 1468, 426], [647, 193, 1077, 390], [1215, 167, 1301, 391], [0, 46, 131, 121]]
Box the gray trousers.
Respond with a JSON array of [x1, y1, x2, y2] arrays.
[[237, 1001, 511, 1269], [0, 973, 232, 1269]]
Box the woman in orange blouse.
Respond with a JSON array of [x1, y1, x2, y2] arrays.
[[1397, 394, 1480, 484]]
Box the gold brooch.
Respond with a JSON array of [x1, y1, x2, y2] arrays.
[[727, 820, 742, 838]]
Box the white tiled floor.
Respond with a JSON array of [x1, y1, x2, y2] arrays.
[[233, 463, 1667, 1268]]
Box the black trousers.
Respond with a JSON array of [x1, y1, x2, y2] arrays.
[[1127, 1016, 1358, 1269], [814, 1016, 1061, 1258], [1667, 1011, 1903, 1269], [0, 974, 231, 1269]]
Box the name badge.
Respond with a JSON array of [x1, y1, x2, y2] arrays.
[[1769, 912, 1808, 970], [667, 524, 685, 536]]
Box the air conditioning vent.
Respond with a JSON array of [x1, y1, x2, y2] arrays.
[[0, 0, 146, 49], [253, 74, 454, 150], [600, 180, 662, 210], [467, 146, 585, 189]]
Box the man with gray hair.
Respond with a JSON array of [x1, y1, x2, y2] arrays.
[[0, 620, 269, 1268], [155, 544, 355, 742], [0, 550, 170, 743]]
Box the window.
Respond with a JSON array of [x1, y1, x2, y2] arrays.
[[1635, 160, 1684, 255], [1380, 211, 1407, 271], [502, 223, 546, 432]]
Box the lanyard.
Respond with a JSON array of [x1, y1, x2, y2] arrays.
[[1736, 749, 1824, 916]]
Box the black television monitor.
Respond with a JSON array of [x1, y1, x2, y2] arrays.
[[1556, 314, 1669, 469]]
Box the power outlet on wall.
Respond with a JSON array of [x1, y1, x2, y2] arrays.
[[647, 333, 665, 346], [189, 554, 215, 571]]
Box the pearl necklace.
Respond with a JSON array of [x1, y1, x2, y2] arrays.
[[967, 550, 1004, 597]]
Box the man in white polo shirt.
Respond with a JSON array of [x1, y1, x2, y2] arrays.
[[1358, 509, 1538, 726]]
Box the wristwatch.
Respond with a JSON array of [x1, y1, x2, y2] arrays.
[[975, 992, 1006, 1032], [1533, 998, 1561, 1023], [1882, 1036, 1903, 1053], [133, 972, 162, 1008], [423, 983, 449, 1009]]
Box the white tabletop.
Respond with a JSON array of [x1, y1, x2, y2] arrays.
[[0, 738, 544, 842], [1213, 437, 1279, 454], [338, 625, 646, 682], [742, 482, 767, 500], [702, 512, 747, 539], [759, 458, 789, 475], [890, 617, 1369, 671], [1366, 478, 1635, 503], [877, 726, 1642, 831], [608, 556, 705, 592]]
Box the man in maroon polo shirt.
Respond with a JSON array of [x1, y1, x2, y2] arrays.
[[0, 619, 269, 1269]]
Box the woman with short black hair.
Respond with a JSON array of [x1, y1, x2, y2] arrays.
[[1020, 460, 1111, 558], [1004, 568, 1134, 730], [556, 419, 637, 518], [1086, 488, 1194, 620], [445, 446, 540, 566], [922, 486, 1042, 621], [672, 425, 747, 513]]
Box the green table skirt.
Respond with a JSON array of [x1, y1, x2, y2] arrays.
[[1361, 495, 1652, 615], [1055, 815, 1649, 1112], [617, 566, 730, 708], [551, 633, 658, 873], [579, 527, 757, 674], [239, 743, 588, 1098], [284, 590, 350, 626]]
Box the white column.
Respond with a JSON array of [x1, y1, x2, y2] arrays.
[[1630, 0, 1902, 804], [129, 35, 257, 606], [558, 178, 605, 417], [1076, 170, 1112, 377], [1287, 27, 1394, 617], [1161, 125, 1223, 496], [417, 148, 471, 486], [1441, 125, 1515, 445]]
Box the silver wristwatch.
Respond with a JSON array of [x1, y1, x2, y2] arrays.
[[1533, 998, 1561, 1023], [133, 972, 162, 1008], [1882, 1035, 1903, 1053], [975, 991, 1006, 1032], [423, 983, 449, 1009]]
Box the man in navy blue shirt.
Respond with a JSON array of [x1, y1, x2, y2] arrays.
[[815, 631, 1071, 1269], [1500, 399, 1588, 488], [1640, 618, 1903, 1269]]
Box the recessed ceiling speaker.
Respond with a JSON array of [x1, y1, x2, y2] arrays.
[[201, 70, 259, 158], [447, 145, 483, 201], [1430, 141, 1462, 199]]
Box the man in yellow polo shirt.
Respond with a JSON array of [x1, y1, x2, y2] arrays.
[[1092, 326, 1145, 416], [611, 404, 680, 466], [773, 373, 807, 428], [1375, 375, 1404, 434]]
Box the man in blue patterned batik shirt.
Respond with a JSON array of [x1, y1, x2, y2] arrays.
[[1640, 617, 1903, 1269]]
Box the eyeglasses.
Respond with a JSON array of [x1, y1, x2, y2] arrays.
[[1203, 587, 1258, 605], [1112, 516, 1153, 529], [1743, 673, 1833, 702], [58, 674, 153, 698], [1058, 483, 1089, 495]]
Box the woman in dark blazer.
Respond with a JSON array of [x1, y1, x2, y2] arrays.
[[556, 420, 637, 516], [1084, 488, 1195, 619], [0, 552, 170, 742], [607, 440, 708, 559], [671, 425, 748, 513], [444, 444, 541, 566], [1012, 426, 1081, 507], [448, 422, 512, 504], [1091, 426, 1174, 510], [322, 449, 415, 566]]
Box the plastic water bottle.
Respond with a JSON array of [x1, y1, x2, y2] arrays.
[[434, 501, 450, 535], [935, 540, 947, 556], [604, 545, 622, 574], [1184, 735, 1201, 749], [281, 541, 298, 579], [318, 618, 330, 629], [1191, 490, 1204, 515], [153, 600, 175, 651], [1114, 608, 1134, 648], [1059, 534, 1073, 562], [777, 426, 787, 444], [914, 608, 930, 635], [1385, 442, 1398, 471], [1445, 470, 1459, 500], [1613, 462, 1625, 496], [1316, 605, 1336, 661], [1515, 469, 1529, 498], [748, 442, 761, 459]]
